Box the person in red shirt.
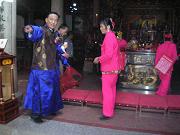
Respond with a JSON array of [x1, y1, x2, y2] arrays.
[[155, 34, 177, 96], [93, 18, 120, 120]]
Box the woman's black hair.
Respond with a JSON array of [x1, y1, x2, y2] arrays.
[[165, 37, 171, 41], [100, 18, 114, 30], [164, 32, 172, 41]]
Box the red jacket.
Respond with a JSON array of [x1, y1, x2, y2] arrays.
[[99, 31, 120, 71], [155, 41, 177, 77]]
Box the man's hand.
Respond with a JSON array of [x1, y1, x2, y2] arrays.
[[24, 25, 33, 33], [93, 57, 99, 64], [63, 42, 68, 49]]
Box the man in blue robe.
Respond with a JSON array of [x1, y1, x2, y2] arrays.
[[23, 12, 64, 123]]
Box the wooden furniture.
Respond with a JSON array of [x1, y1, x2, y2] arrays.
[[0, 52, 19, 124]]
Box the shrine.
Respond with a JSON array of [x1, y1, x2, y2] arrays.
[[0, 48, 19, 124]]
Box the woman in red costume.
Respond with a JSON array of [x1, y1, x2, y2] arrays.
[[155, 34, 177, 96]]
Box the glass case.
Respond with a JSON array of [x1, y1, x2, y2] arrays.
[[119, 51, 159, 90], [0, 52, 15, 102]]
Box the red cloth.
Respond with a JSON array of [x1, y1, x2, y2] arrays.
[[139, 94, 168, 109], [116, 91, 140, 107], [167, 95, 180, 109], [60, 66, 82, 93], [85, 90, 102, 104], [118, 39, 127, 70], [119, 52, 126, 70], [62, 89, 90, 102], [117, 39, 127, 48]]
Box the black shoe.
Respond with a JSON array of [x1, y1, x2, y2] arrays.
[[99, 115, 111, 120], [30, 115, 43, 123], [52, 111, 63, 116], [51, 112, 57, 116]]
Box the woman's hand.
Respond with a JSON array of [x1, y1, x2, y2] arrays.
[[54, 37, 60, 44], [63, 42, 68, 49], [93, 57, 99, 64], [62, 52, 70, 58]]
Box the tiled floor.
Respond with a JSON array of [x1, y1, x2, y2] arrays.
[[1, 115, 160, 135], [17, 71, 180, 135], [48, 105, 180, 135]]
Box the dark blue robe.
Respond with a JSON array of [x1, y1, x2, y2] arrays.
[[24, 25, 64, 116]]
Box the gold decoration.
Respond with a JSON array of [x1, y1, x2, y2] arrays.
[[42, 53, 47, 59], [2, 59, 12, 65], [36, 47, 41, 53], [44, 68, 48, 70], [41, 39, 45, 45], [38, 61, 43, 67], [116, 31, 122, 39]]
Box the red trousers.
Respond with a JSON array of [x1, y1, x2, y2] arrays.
[[102, 74, 118, 117], [156, 72, 172, 96]]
